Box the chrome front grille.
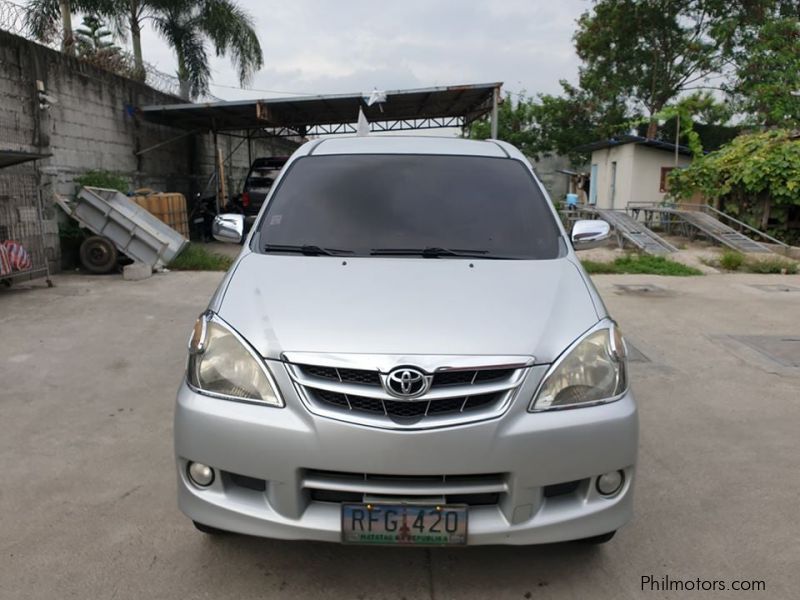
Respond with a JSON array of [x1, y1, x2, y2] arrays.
[[303, 469, 508, 506], [284, 353, 532, 429], [313, 388, 500, 417]]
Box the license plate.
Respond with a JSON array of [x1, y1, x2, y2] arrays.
[[341, 503, 467, 545]]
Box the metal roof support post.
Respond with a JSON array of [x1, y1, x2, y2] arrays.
[[247, 130, 252, 166], [490, 86, 499, 140], [212, 128, 220, 212]]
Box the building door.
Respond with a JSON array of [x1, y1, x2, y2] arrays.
[[589, 164, 598, 205], [609, 161, 617, 208]]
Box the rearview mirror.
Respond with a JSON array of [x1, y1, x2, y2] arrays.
[[212, 213, 244, 244], [571, 219, 611, 250]]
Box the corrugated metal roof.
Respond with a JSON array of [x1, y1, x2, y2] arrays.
[[0, 150, 51, 169], [139, 83, 501, 135], [574, 134, 694, 156]]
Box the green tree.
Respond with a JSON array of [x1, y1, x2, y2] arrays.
[[25, 0, 90, 54], [147, 0, 263, 100], [469, 83, 632, 164], [728, 17, 800, 126], [75, 14, 115, 53], [468, 92, 540, 156], [669, 130, 800, 240], [650, 91, 731, 157], [73, 14, 136, 77], [531, 82, 632, 162], [25, 0, 263, 99], [574, 0, 725, 138]]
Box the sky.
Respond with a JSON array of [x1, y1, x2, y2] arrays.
[[136, 0, 590, 102]]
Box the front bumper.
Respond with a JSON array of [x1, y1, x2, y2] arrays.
[[174, 363, 638, 545]]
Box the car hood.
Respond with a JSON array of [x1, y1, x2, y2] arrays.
[[216, 253, 602, 363]]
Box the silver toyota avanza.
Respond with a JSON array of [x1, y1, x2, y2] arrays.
[[175, 136, 637, 546]]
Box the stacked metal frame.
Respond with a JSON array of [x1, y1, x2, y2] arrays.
[[0, 154, 53, 287]]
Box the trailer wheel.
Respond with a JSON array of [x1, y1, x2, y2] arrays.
[[79, 236, 118, 274]]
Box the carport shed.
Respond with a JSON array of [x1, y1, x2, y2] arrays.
[[139, 83, 503, 208]]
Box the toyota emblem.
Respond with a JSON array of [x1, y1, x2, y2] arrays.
[[384, 367, 432, 398]]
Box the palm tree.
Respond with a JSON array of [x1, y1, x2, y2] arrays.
[[146, 0, 263, 100], [25, 0, 263, 99], [25, 0, 85, 54]]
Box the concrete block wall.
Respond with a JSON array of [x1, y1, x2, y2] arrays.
[[0, 30, 300, 271], [529, 154, 587, 205]]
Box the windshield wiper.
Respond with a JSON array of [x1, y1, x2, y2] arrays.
[[370, 247, 503, 259], [263, 244, 353, 256]]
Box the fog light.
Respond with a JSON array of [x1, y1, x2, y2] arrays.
[[188, 462, 214, 487], [596, 470, 624, 496]]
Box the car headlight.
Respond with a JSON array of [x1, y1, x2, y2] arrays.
[[530, 323, 627, 411], [187, 312, 283, 406]]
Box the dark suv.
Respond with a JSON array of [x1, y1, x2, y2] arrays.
[[228, 156, 288, 223]]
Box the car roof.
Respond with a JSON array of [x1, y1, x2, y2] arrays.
[[296, 135, 524, 160]]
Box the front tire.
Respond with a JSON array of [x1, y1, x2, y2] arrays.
[[193, 521, 227, 535]]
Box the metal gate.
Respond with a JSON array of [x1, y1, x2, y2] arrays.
[[0, 162, 53, 287]]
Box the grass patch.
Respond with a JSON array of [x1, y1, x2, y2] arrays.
[[744, 256, 798, 274], [707, 251, 798, 274], [719, 250, 745, 271], [580, 259, 620, 274], [168, 244, 233, 271], [582, 254, 703, 276]]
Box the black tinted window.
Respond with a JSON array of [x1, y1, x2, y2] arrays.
[[256, 154, 562, 259]]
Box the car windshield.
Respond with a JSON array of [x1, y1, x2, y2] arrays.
[[256, 154, 563, 259]]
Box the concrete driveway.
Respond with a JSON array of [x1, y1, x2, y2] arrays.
[[1, 272, 798, 599]]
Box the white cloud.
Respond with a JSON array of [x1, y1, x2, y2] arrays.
[[136, 0, 587, 101]]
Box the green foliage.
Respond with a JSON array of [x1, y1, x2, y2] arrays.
[[651, 92, 733, 158], [75, 14, 115, 53], [710, 250, 798, 273], [468, 84, 632, 164], [669, 130, 800, 207], [574, 0, 723, 135], [73, 14, 138, 78], [743, 256, 798, 274], [468, 93, 540, 156], [25, 0, 264, 99], [581, 255, 703, 276], [58, 219, 86, 242], [74, 170, 129, 194], [719, 250, 745, 271], [710, 1, 800, 126], [728, 17, 800, 127], [168, 244, 233, 271]]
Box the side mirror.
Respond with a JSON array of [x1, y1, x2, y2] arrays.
[[571, 219, 611, 250], [212, 213, 244, 244]]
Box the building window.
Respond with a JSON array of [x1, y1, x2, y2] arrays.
[[660, 167, 675, 192]]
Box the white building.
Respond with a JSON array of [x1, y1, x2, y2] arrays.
[[579, 136, 693, 210]]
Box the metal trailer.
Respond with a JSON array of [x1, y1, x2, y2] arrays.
[[55, 187, 188, 273], [0, 151, 53, 288]]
